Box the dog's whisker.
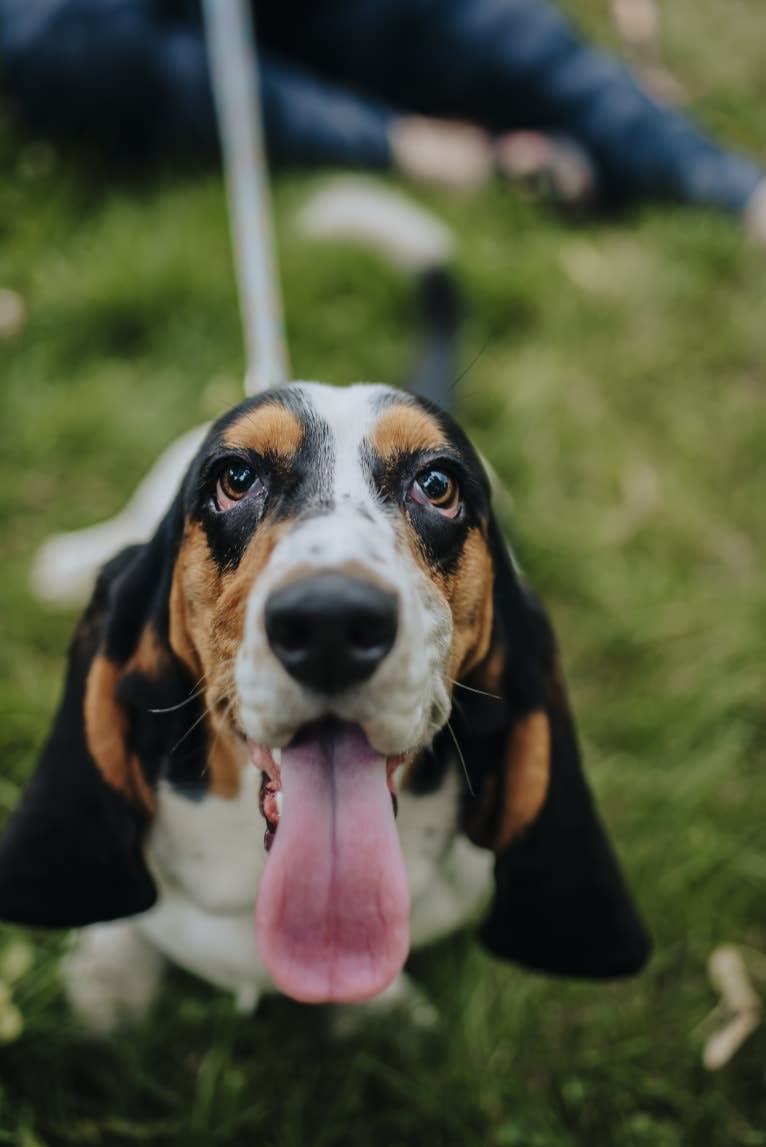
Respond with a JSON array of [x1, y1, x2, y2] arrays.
[[170, 706, 213, 756], [201, 696, 239, 780], [450, 678, 503, 701], [148, 675, 208, 714], [450, 694, 466, 721], [446, 718, 475, 799]]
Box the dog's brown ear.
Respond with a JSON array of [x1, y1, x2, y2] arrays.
[[458, 516, 651, 979], [0, 506, 196, 929]]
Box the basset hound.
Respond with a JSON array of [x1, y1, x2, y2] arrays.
[[0, 378, 649, 1024]]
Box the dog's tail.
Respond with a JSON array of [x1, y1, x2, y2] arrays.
[[298, 178, 461, 411]]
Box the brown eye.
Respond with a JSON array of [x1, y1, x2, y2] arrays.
[[410, 467, 460, 518], [215, 462, 263, 511]]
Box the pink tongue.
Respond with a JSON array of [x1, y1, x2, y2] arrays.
[[255, 723, 410, 1003]]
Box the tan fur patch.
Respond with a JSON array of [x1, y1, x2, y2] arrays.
[[474, 644, 506, 698], [494, 711, 551, 850], [463, 710, 550, 851], [397, 512, 495, 688], [169, 519, 287, 798], [84, 655, 156, 814], [165, 399, 304, 795], [206, 725, 246, 799], [371, 404, 448, 460], [123, 623, 168, 680], [445, 527, 495, 682], [169, 524, 213, 683], [372, 402, 495, 692], [168, 581, 204, 684], [223, 403, 303, 457]]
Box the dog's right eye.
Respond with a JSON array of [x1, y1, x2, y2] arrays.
[[215, 462, 264, 512], [409, 466, 461, 519]]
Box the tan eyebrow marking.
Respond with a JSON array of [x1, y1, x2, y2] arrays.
[[370, 405, 448, 460], [223, 404, 303, 458]]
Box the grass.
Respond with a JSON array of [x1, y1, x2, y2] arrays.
[[0, 1, 765, 1142]]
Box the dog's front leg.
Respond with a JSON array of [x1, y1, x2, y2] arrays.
[[63, 921, 166, 1033]]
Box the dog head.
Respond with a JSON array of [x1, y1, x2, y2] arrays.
[[0, 382, 649, 998]]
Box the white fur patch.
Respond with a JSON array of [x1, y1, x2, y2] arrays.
[[148, 762, 264, 914]]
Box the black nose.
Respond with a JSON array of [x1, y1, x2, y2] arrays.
[[264, 573, 398, 692]]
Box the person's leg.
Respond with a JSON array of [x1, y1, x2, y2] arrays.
[[1, 0, 486, 179], [0, 0, 185, 154], [1, 0, 495, 184], [0, 0, 388, 166], [259, 54, 391, 169], [268, 0, 762, 214], [0, 0, 393, 164], [0, 0, 217, 156], [261, 54, 491, 186]]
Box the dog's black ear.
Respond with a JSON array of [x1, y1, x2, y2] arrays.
[[458, 515, 651, 978], [0, 508, 195, 929]]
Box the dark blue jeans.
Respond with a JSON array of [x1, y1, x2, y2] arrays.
[[0, 0, 761, 212]]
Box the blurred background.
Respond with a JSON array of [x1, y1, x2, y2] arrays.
[[0, 1, 764, 1144]]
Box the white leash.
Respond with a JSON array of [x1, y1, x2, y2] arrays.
[[201, 0, 289, 393]]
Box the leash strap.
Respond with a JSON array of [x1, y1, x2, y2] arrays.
[[201, 0, 290, 394]]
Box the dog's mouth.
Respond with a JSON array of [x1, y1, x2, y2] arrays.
[[247, 719, 413, 1005], [252, 732, 409, 853]]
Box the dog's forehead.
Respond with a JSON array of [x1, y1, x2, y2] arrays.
[[286, 381, 451, 455], [209, 382, 457, 492]]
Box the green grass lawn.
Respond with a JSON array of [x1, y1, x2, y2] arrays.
[[0, 2, 765, 1143]]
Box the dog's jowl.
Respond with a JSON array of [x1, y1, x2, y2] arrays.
[[0, 382, 650, 1021]]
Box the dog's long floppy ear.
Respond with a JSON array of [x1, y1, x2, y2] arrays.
[[0, 503, 196, 928], [458, 515, 651, 979]]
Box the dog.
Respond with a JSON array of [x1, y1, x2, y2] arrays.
[[0, 375, 650, 1027], [1, 181, 650, 1025]]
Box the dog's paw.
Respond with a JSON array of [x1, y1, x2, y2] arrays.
[[63, 923, 165, 1033]]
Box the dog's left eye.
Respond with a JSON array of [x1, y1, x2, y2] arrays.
[[409, 467, 461, 518], [215, 462, 264, 511]]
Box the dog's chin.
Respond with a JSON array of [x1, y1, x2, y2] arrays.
[[246, 718, 414, 1005]]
